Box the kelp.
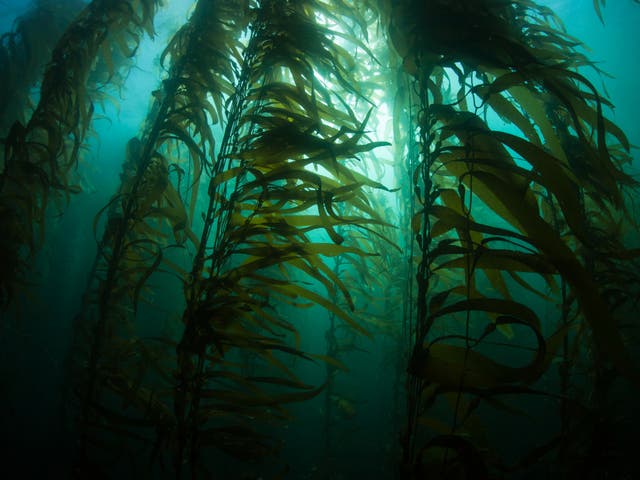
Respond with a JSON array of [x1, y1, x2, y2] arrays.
[[0, 0, 159, 309], [65, 0, 390, 477], [2, 0, 639, 478], [173, 1, 389, 475], [382, 0, 640, 476], [69, 0, 246, 474]]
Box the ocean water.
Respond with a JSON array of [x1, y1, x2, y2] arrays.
[[1, 1, 639, 479]]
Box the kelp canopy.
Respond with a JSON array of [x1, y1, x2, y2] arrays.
[[0, 0, 639, 478]]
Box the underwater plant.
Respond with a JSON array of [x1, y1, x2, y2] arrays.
[[0, 0, 158, 308], [1, 0, 639, 478], [384, 0, 640, 477]]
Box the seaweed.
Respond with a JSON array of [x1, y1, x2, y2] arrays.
[[0, 0, 159, 309], [385, 0, 640, 476], [1, 0, 639, 478], [62, 0, 390, 477]]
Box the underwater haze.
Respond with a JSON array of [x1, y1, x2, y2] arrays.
[[1, 1, 640, 479]]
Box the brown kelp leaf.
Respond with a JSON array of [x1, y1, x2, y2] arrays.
[[409, 342, 534, 390], [264, 280, 371, 337], [488, 131, 588, 241], [472, 170, 640, 386], [475, 85, 539, 144]]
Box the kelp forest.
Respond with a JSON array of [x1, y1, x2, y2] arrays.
[[1, 0, 640, 478]]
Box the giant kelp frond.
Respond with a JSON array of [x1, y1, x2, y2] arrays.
[[69, 0, 249, 474], [0, 0, 159, 310], [385, 0, 640, 476], [173, 0, 388, 476]]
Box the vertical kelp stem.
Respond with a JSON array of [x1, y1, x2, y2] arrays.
[[174, 1, 388, 475], [76, 56, 187, 476], [402, 60, 437, 472], [322, 257, 341, 474], [172, 2, 309, 474], [78, 66, 180, 458], [172, 16, 260, 479], [385, 0, 640, 476]]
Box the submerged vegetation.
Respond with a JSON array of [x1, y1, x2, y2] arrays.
[[1, 0, 639, 478]]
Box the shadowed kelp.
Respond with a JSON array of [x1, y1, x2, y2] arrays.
[[382, 0, 640, 477], [0, 0, 158, 309]]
